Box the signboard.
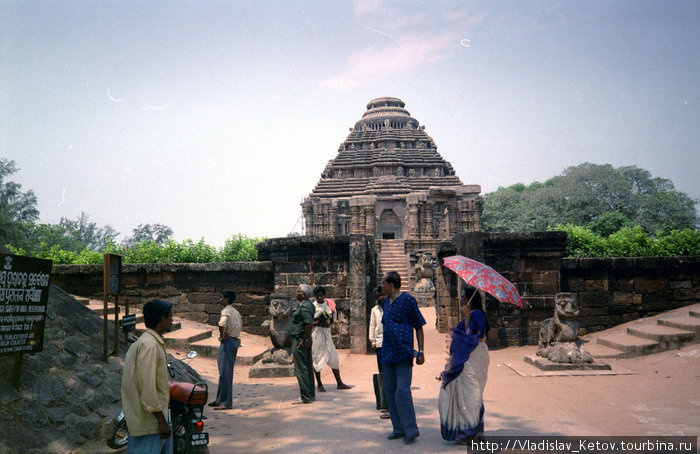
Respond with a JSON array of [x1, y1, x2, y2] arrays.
[[120, 314, 136, 334], [0, 254, 52, 356], [105, 254, 122, 295]]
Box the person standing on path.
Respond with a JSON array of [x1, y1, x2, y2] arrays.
[[369, 285, 390, 419], [439, 289, 490, 445], [209, 290, 241, 411], [380, 271, 426, 445], [311, 285, 352, 391], [121, 299, 173, 454], [291, 284, 316, 404]]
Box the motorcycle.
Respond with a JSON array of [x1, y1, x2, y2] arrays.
[[107, 351, 209, 453]]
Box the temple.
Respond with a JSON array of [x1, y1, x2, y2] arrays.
[[302, 97, 482, 286]]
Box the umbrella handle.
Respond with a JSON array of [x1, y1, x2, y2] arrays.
[[464, 289, 476, 306]]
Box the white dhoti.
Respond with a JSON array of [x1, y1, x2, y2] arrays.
[[312, 326, 339, 372]]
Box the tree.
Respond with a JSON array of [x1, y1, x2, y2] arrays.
[[482, 163, 698, 233], [58, 212, 119, 251], [121, 223, 174, 248], [0, 159, 39, 251]]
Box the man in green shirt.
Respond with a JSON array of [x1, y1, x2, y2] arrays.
[[290, 284, 315, 404]]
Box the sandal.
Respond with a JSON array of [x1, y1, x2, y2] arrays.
[[207, 401, 221, 407]]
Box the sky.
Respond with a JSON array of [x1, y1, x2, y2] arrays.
[[2, 0, 698, 247]]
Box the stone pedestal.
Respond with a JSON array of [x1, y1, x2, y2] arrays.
[[248, 348, 295, 378], [523, 355, 611, 371], [413, 291, 435, 308]]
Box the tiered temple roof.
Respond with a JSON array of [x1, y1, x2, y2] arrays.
[[309, 97, 463, 198]]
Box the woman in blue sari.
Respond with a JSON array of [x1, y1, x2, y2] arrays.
[[438, 289, 490, 445]]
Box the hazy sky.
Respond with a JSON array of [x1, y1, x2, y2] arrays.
[[2, 1, 698, 246]]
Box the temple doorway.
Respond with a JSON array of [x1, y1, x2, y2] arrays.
[[377, 209, 402, 239]]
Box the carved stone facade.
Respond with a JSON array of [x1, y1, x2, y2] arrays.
[[302, 97, 482, 253]]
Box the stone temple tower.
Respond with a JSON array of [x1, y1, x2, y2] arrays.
[[302, 97, 482, 286]]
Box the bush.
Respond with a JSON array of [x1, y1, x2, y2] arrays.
[[553, 224, 700, 257], [220, 234, 261, 261], [5, 234, 266, 264]]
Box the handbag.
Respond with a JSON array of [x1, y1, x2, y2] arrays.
[[373, 373, 387, 410]]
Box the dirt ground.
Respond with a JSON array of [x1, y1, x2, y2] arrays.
[[181, 306, 700, 454]]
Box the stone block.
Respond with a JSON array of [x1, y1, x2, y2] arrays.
[[609, 278, 634, 292], [584, 279, 608, 291], [248, 361, 294, 378], [286, 275, 313, 286], [579, 291, 611, 307], [669, 280, 692, 289], [527, 281, 559, 295], [276, 262, 311, 274], [580, 307, 608, 316], [122, 274, 143, 287], [564, 277, 585, 292], [524, 355, 611, 371], [634, 278, 668, 293], [674, 288, 694, 301], [316, 273, 338, 286], [612, 292, 634, 306], [641, 291, 673, 304], [501, 316, 521, 328]]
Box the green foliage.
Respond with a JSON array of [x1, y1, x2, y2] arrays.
[[650, 229, 700, 256], [483, 163, 698, 233], [7, 234, 265, 264], [553, 224, 607, 257], [121, 223, 173, 248], [0, 159, 39, 251], [553, 224, 700, 257], [57, 212, 119, 251], [588, 211, 632, 236], [220, 234, 261, 261]]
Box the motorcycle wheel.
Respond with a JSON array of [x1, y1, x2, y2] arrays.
[[106, 413, 129, 449], [172, 414, 194, 454]]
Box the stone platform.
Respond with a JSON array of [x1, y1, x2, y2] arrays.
[[248, 361, 294, 378], [248, 347, 295, 378], [523, 355, 611, 371]]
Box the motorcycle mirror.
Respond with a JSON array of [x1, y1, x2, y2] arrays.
[[186, 351, 198, 359]]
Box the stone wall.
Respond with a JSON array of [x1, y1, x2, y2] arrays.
[[560, 256, 700, 333], [256, 235, 376, 352], [483, 232, 569, 346], [50, 262, 274, 335], [435, 232, 699, 348]]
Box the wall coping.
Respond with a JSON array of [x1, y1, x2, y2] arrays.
[[52, 261, 274, 275], [561, 256, 699, 271], [484, 231, 569, 249], [257, 236, 350, 252]]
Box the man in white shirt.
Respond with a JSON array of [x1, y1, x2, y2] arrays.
[[209, 290, 242, 411]]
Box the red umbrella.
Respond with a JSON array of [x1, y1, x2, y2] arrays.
[[442, 255, 527, 309]]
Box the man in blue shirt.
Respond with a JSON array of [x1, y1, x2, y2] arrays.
[[380, 271, 426, 445]]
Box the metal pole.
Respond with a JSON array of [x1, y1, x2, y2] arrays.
[[114, 295, 119, 356], [103, 255, 109, 362], [13, 353, 22, 390]]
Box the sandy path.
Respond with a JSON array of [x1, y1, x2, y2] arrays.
[[187, 306, 700, 453]]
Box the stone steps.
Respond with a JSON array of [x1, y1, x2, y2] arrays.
[[657, 317, 700, 335], [595, 307, 698, 358], [596, 333, 662, 358], [75, 294, 270, 362], [626, 324, 695, 344], [377, 239, 409, 286]]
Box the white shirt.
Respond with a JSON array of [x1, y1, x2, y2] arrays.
[[369, 304, 383, 348], [219, 304, 242, 338]]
